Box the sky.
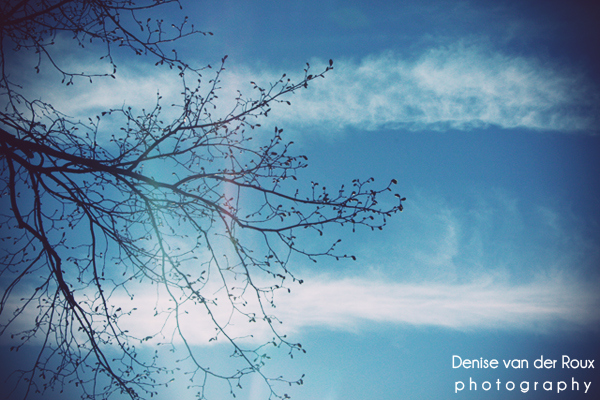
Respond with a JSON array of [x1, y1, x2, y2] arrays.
[[2, 0, 600, 399]]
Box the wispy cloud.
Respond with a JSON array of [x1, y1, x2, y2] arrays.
[[273, 273, 600, 334], [25, 41, 598, 134], [95, 272, 600, 343], [7, 272, 595, 349], [5, 189, 598, 349], [33, 66, 183, 118], [266, 42, 598, 132]]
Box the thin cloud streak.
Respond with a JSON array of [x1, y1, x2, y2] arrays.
[[5, 273, 596, 349], [28, 41, 598, 134], [269, 42, 597, 132], [275, 274, 600, 333]]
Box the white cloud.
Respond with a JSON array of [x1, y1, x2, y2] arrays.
[[6, 270, 596, 349], [35, 66, 184, 118], [25, 41, 597, 134], [272, 273, 600, 333], [265, 42, 597, 132], [107, 271, 600, 342]]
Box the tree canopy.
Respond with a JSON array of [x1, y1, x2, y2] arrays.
[[0, 1, 404, 399]]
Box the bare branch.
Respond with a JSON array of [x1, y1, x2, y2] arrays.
[[0, 2, 403, 400]]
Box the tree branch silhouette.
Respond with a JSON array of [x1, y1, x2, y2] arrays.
[[0, 1, 404, 399]]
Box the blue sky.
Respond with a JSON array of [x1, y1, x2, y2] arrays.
[[2, 0, 600, 399]]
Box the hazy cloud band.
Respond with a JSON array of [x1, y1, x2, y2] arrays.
[[268, 43, 598, 132], [33, 42, 598, 134]]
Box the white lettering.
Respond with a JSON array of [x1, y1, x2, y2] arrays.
[[455, 381, 464, 393]]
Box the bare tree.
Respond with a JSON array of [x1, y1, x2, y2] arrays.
[[0, 1, 404, 399]]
